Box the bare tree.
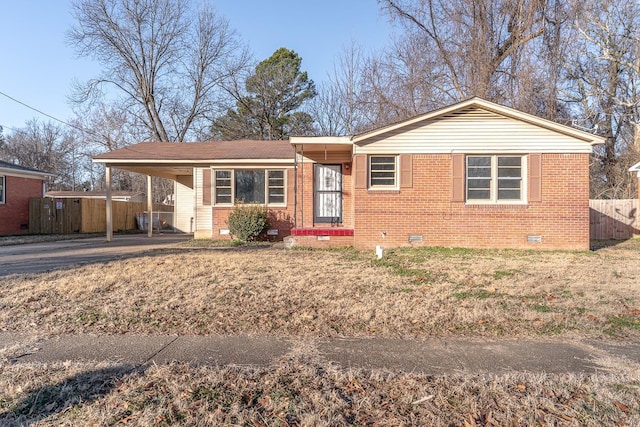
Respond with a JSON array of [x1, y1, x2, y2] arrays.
[[315, 0, 556, 133], [68, 0, 249, 142], [328, 42, 368, 134], [357, 33, 448, 127], [563, 0, 640, 198], [69, 102, 144, 191], [0, 121, 76, 190], [378, 0, 548, 103], [307, 83, 348, 136], [308, 42, 370, 135]]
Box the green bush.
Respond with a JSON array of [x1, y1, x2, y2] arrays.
[[227, 203, 269, 242]]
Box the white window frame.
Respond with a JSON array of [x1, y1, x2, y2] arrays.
[[214, 170, 233, 206], [0, 175, 5, 204], [266, 170, 286, 205], [466, 155, 527, 204], [213, 169, 287, 207], [368, 155, 398, 189]]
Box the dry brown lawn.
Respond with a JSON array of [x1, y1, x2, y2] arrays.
[[1, 240, 640, 425], [1, 239, 639, 339], [1, 354, 638, 426]]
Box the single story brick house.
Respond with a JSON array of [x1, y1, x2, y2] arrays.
[[0, 160, 53, 235], [94, 97, 604, 250]]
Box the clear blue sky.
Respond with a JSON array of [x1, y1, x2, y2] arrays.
[[0, 0, 392, 135]]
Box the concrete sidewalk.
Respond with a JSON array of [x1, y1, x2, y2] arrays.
[[3, 333, 639, 374]]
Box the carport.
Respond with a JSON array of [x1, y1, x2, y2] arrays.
[[93, 141, 294, 241], [92, 144, 200, 241]]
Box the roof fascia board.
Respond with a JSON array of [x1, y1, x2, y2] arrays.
[[94, 158, 294, 165], [0, 168, 54, 179], [290, 136, 352, 145], [353, 146, 595, 155]]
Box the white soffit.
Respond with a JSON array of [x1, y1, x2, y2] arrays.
[[290, 136, 352, 145]]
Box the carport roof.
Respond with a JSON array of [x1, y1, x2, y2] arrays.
[[93, 140, 295, 162], [92, 140, 296, 180]]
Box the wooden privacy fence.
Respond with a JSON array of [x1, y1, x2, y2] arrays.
[[589, 199, 640, 240], [29, 198, 173, 234]]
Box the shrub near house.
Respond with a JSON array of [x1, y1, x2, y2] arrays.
[[227, 203, 269, 242]]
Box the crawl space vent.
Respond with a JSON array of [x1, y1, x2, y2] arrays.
[[408, 234, 423, 243], [527, 235, 542, 243]]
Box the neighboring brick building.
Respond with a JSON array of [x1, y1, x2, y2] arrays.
[[94, 98, 604, 250], [0, 160, 52, 235]]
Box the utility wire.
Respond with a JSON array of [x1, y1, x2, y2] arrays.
[[0, 90, 103, 138]]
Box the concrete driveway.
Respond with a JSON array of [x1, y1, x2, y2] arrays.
[[0, 234, 192, 276]]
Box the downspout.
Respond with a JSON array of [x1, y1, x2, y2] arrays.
[[293, 144, 297, 228], [192, 168, 197, 234], [173, 179, 178, 233], [147, 175, 153, 237], [105, 165, 112, 242]]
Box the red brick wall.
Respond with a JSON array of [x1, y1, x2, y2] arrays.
[[286, 234, 354, 248], [0, 176, 43, 235], [352, 153, 591, 251], [295, 156, 354, 230]]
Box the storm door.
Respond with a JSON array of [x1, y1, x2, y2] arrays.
[[314, 164, 342, 224]]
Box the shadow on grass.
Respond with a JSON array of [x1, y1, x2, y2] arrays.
[[0, 364, 142, 426], [590, 238, 640, 251]]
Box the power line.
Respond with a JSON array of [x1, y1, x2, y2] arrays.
[[0, 90, 102, 138]]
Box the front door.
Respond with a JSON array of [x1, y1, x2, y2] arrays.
[[314, 164, 342, 224]]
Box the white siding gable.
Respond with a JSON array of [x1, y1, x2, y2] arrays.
[[354, 107, 596, 154]]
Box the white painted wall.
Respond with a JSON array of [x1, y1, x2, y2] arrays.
[[194, 167, 212, 236], [175, 178, 194, 233]]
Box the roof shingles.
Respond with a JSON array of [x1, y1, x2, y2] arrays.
[[93, 140, 295, 161]]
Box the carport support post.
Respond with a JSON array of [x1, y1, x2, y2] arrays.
[[105, 166, 112, 242], [147, 175, 153, 237]]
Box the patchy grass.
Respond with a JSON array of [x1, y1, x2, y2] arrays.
[[178, 238, 242, 248], [0, 354, 638, 426], [1, 239, 640, 339], [532, 304, 552, 313], [605, 316, 640, 336]]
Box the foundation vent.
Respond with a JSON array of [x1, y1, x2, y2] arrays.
[[408, 234, 423, 243]]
